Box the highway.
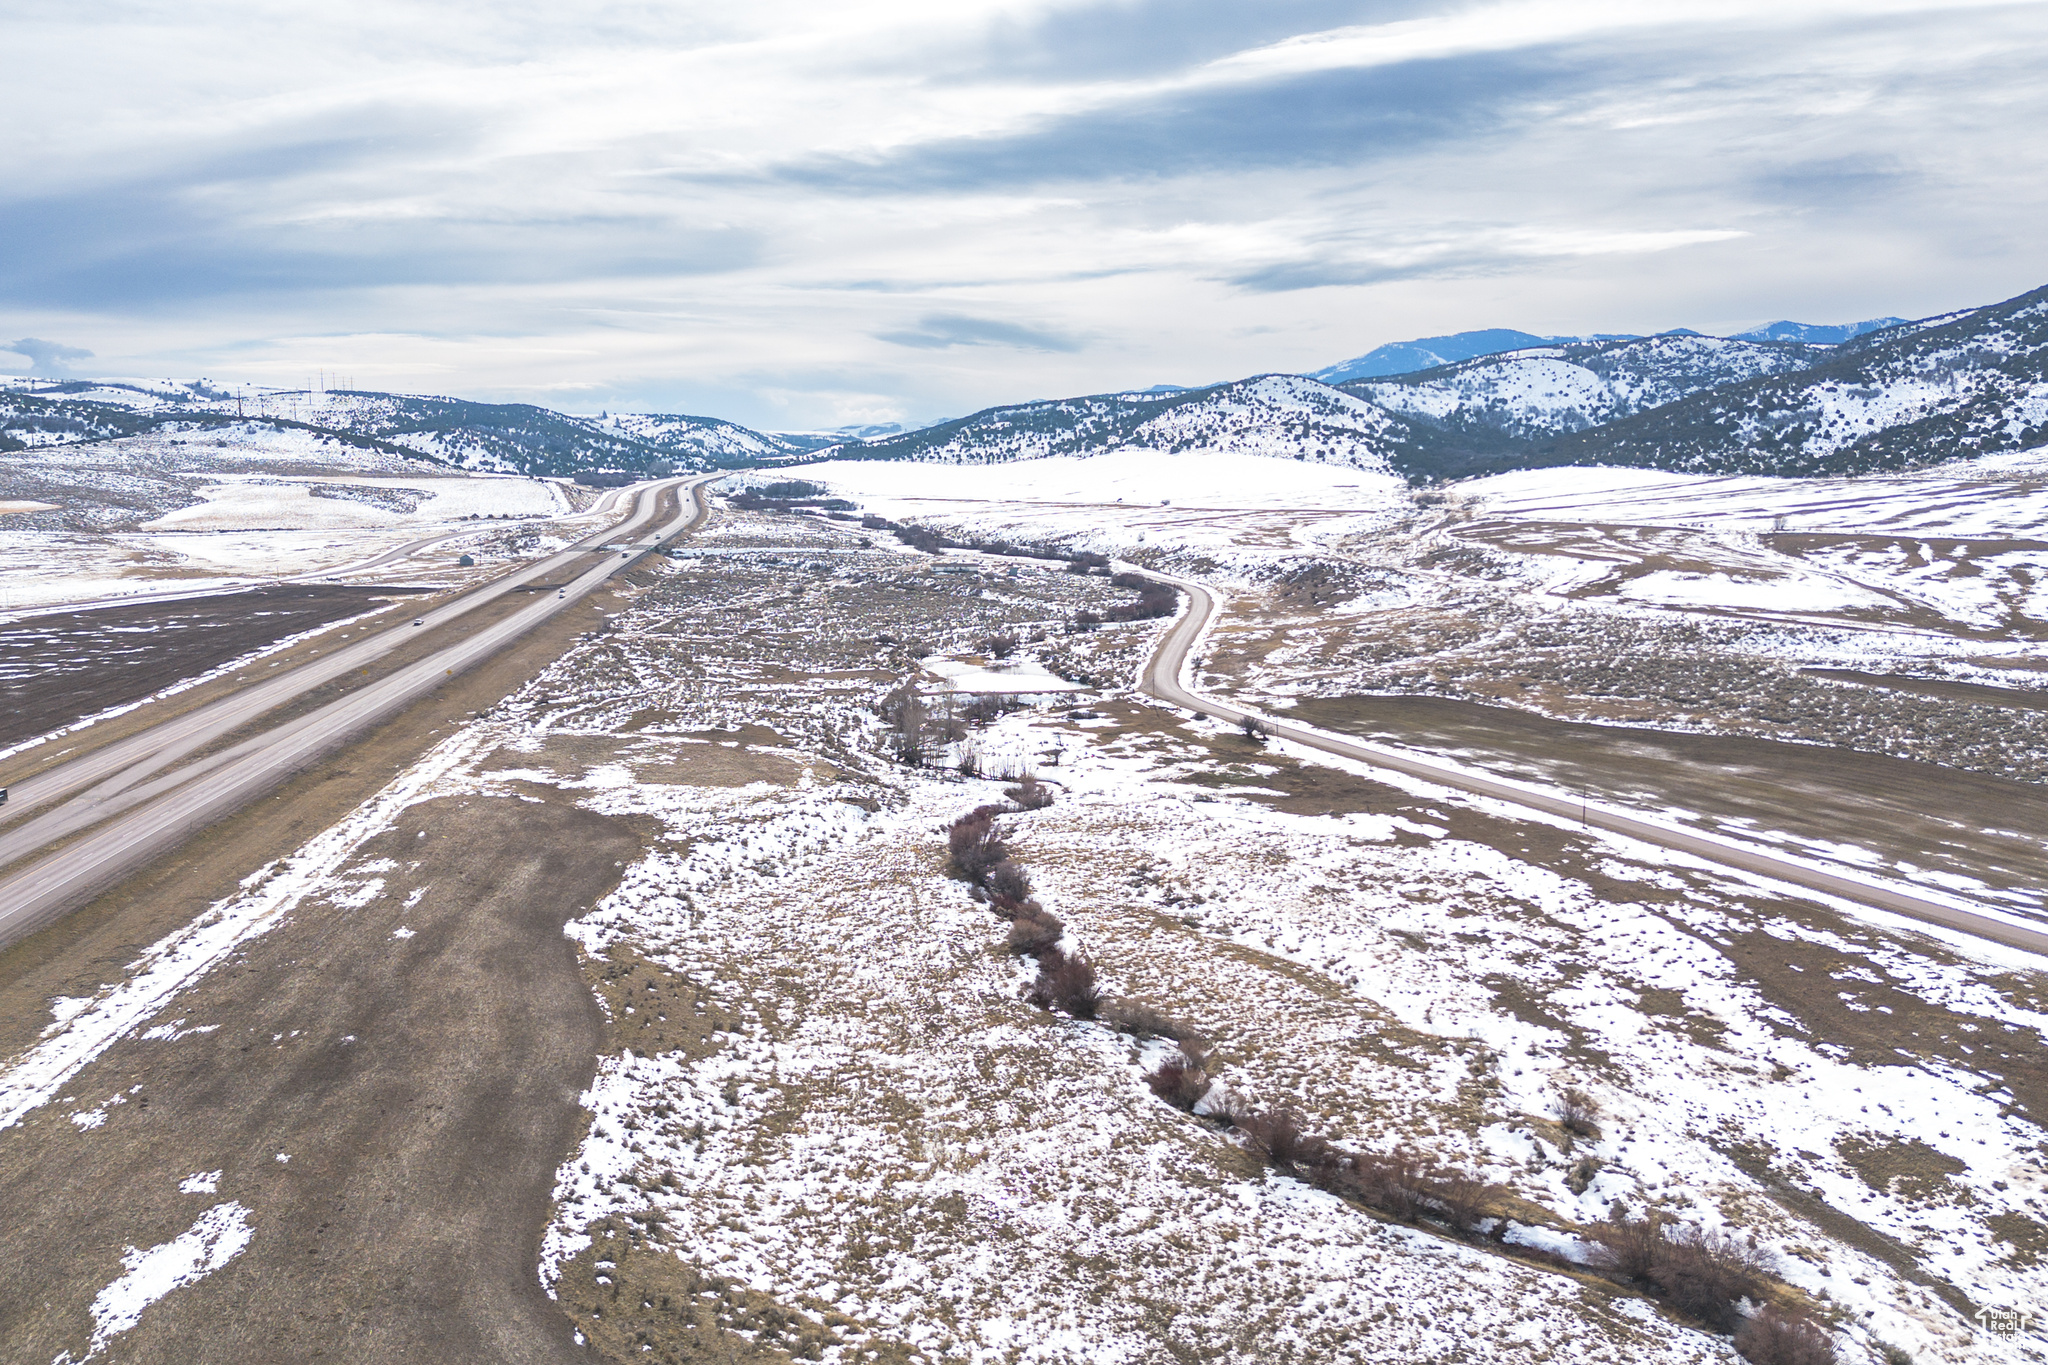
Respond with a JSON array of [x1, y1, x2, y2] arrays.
[[1134, 570, 2048, 959], [0, 477, 693, 834], [0, 476, 718, 950]]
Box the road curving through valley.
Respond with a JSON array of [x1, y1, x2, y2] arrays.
[[1132, 568, 2048, 960]]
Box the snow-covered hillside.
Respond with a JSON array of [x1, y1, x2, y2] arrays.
[[850, 375, 1408, 474], [1352, 334, 1828, 440], [1731, 317, 1905, 344], [1309, 328, 1562, 384], [593, 411, 810, 462], [1541, 283, 2048, 476], [0, 383, 809, 479]]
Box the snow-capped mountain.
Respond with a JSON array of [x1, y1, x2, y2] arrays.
[[845, 375, 1407, 474], [8, 285, 2043, 488], [1310, 329, 1563, 385], [1347, 335, 1829, 443], [1538, 283, 2048, 476], [1731, 316, 1906, 344], [0, 383, 811, 477], [590, 411, 814, 463]]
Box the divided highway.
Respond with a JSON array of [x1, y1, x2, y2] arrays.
[[1135, 571, 2048, 959], [0, 476, 718, 950]]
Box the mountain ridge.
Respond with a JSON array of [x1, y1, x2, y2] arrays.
[[6, 284, 2043, 489]]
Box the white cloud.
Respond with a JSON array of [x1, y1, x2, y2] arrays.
[[3, 0, 2045, 426]]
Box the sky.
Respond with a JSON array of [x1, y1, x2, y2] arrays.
[[3, 0, 2046, 430]]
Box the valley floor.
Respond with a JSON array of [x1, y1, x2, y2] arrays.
[[2, 490, 2045, 1364]]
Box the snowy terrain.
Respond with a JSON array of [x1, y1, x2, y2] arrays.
[[849, 375, 1410, 473], [10, 499, 2047, 1363], [0, 424, 600, 609], [591, 411, 810, 462], [1354, 334, 1829, 438]]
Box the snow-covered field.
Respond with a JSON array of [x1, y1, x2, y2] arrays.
[[773, 449, 1411, 553], [0, 425, 600, 609], [12, 507, 2046, 1363], [142, 473, 569, 532], [1441, 454, 2048, 640], [1456, 454, 2048, 538]]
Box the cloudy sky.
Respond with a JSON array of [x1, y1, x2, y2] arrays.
[[4, 0, 2045, 428]]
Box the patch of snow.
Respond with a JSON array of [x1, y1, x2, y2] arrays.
[[59, 1202, 253, 1362]]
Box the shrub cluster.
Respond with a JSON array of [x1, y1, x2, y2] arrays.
[[855, 514, 1111, 574], [960, 694, 1022, 726], [1025, 950, 1102, 1019], [1590, 1216, 1776, 1332], [1735, 1307, 1840, 1365], [947, 804, 1011, 883], [1217, 1103, 1500, 1233], [1146, 1046, 1212, 1110], [1555, 1087, 1602, 1139], [1094, 572, 1180, 622], [1005, 775, 1055, 809]]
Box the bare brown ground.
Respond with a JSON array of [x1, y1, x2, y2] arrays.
[[0, 580, 629, 1061], [0, 577, 656, 1363], [0, 794, 630, 1364], [1284, 693, 2048, 916], [0, 585, 439, 749]]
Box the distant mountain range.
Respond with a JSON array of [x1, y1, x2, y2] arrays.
[[1728, 317, 1906, 344], [3, 287, 2041, 487], [1309, 315, 1904, 385], [827, 283, 2047, 483], [844, 375, 1405, 473], [0, 386, 821, 477]]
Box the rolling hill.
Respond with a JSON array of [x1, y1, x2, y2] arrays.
[[841, 375, 1410, 474], [1528, 284, 2047, 477]]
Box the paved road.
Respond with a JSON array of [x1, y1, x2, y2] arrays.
[[0, 477, 693, 842], [284, 479, 647, 583], [1134, 570, 2048, 959], [0, 477, 717, 949], [0, 483, 636, 624]]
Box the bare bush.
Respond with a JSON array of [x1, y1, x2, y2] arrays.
[[977, 632, 1019, 659], [1098, 999, 1200, 1044], [1431, 1171, 1494, 1234], [878, 680, 928, 765], [1005, 776, 1054, 809], [947, 807, 1008, 883], [962, 694, 1020, 725], [1594, 1217, 1773, 1331], [987, 892, 1042, 920], [1589, 1214, 1666, 1282], [984, 860, 1032, 903], [1238, 1108, 1337, 1172], [1148, 1049, 1211, 1111], [955, 745, 983, 777], [1556, 1086, 1602, 1138], [1005, 909, 1065, 957], [1238, 714, 1270, 742], [1735, 1308, 1839, 1365], [1345, 1150, 1442, 1223], [1025, 950, 1100, 1018], [1660, 1225, 1774, 1331]]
